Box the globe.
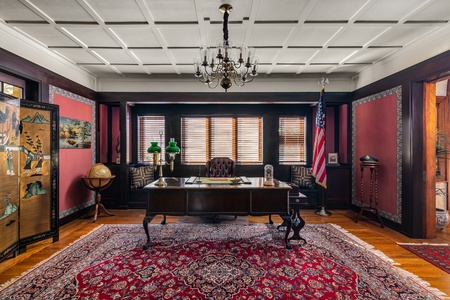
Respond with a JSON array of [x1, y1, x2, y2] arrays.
[[85, 163, 112, 188]]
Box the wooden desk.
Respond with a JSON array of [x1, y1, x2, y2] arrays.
[[142, 177, 304, 249]]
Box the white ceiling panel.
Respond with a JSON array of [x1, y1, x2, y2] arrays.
[[328, 26, 390, 47], [277, 49, 320, 64], [52, 48, 101, 64], [85, 0, 147, 22], [28, 0, 95, 22], [80, 65, 118, 75], [251, 48, 282, 64], [112, 65, 145, 74], [178, 65, 197, 75], [170, 49, 202, 64], [111, 27, 161, 48], [408, 0, 450, 21], [14, 26, 78, 47], [158, 26, 202, 47], [290, 26, 342, 47], [93, 49, 135, 64], [306, 0, 364, 21], [144, 0, 197, 22], [271, 65, 303, 73], [358, 0, 429, 21], [130, 49, 171, 64], [301, 65, 336, 73], [143, 65, 178, 74], [370, 25, 440, 47], [0, 0, 43, 21], [247, 26, 296, 47], [255, 0, 308, 21], [0, 0, 448, 82], [63, 27, 120, 47], [310, 49, 358, 64], [346, 48, 398, 64], [330, 64, 368, 74]]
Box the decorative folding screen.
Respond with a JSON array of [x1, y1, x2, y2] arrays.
[[0, 95, 59, 262]]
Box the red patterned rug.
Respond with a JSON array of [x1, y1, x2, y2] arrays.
[[398, 243, 450, 274], [0, 224, 446, 299]]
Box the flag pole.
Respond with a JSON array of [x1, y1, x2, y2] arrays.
[[316, 187, 331, 216], [314, 77, 331, 217]]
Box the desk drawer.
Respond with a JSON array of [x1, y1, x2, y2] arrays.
[[148, 190, 186, 213]]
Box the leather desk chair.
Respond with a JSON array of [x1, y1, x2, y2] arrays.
[[205, 157, 236, 178], [205, 157, 236, 222]]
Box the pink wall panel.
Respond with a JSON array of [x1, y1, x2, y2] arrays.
[[53, 93, 94, 212], [339, 105, 348, 164], [111, 107, 120, 163], [354, 94, 398, 215], [99, 104, 108, 163]]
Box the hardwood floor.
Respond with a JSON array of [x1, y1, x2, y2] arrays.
[[1, 209, 449, 298]]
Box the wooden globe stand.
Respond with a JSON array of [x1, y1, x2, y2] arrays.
[[81, 176, 116, 222]]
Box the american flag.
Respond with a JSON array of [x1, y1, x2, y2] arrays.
[[312, 88, 327, 188]]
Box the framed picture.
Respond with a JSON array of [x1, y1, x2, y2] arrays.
[[327, 152, 339, 165], [59, 116, 91, 149]]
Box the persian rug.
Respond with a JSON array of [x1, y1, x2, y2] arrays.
[[0, 224, 446, 299], [398, 243, 450, 274]]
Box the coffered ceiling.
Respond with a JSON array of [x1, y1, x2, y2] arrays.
[[0, 0, 450, 88]]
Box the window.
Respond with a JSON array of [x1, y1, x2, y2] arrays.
[[279, 116, 307, 164], [2, 83, 23, 98], [181, 116, 262, 164], [137, 116, 165, 162]]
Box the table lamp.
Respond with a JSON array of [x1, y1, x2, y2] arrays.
[[147, 132, 180, 186]]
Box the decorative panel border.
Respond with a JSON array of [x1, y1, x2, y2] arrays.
[[352, 86, 402, 224], [49, 85, 96, 219]]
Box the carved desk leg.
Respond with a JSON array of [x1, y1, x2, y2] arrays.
[[288, 205, 306, 245], [143, 215, 152, 250]]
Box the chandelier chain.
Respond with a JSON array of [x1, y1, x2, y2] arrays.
[[223, 10, 229, 45]]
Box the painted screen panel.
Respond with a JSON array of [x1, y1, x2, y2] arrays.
[[0, 93, 20, 261], [19, 100, 59, 245]]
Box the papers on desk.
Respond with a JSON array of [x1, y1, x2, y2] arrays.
[[186, 176, 201, 184], [185, 176, 252, 184], [239, 176, 252, 184]]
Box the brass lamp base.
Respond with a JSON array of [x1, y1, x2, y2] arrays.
[[154, 177, 167, 186]]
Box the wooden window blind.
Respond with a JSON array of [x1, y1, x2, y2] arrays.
[[137, 116, 165, 162], [181, 116, 262, 164], [237, 117, 262, 164], [279, 116, 307, 164]]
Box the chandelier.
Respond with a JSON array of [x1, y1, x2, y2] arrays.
[[193, 4, 259, 92]]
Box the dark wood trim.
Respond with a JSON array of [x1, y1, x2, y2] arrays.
[[0, 48, 95, 102]]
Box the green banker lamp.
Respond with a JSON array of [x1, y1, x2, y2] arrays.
[[147, 132, 180, 186], [147, 141, 161, 171]]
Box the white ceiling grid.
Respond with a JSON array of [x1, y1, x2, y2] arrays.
[[0, 0, 449, 81]]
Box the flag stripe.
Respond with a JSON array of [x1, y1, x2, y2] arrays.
[[312, 88, 327, 188]]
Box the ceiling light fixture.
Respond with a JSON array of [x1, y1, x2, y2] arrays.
[[193, 4, 259, 92]]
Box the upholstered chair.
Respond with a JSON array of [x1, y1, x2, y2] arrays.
[[205, 157, 236, 177]]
